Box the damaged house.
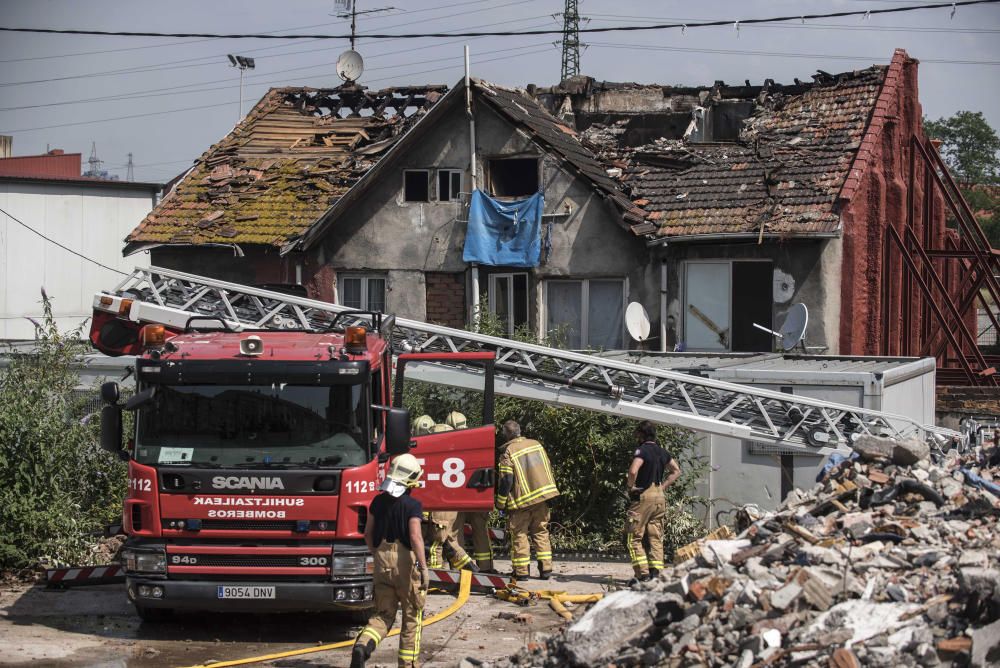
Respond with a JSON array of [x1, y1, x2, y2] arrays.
[[126, 48, 995, 385], [127, 81, 645, 348], [538, 49, 995, 385]]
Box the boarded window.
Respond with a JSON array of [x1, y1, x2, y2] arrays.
[[438, 169, 462, 201], [403, 170, 430, 202], [488, 158, 539, 198]]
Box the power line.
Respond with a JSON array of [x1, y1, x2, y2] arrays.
[[586, 13, 1000, 33], [0, 44, 555, 134], [586, 41, 1000, 65], [0, 207, 129, 276], [0, 0, 537, 88], [1, 0, 997, 40]]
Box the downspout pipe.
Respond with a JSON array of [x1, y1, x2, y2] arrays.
[[660, 258, 668, 353], [465, 45, 480, 329]]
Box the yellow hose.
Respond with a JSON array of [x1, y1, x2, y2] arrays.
[[498, 585, 604, 621], [180, 570, 472, 668]]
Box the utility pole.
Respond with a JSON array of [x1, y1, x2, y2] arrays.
[[227, 54, 256, 122], [85, 142, 103, 177], [126, 153, 134, 182], [560, 0, 582, 82]]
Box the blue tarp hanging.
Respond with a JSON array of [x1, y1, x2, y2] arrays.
[[462, 189, 543, 267]]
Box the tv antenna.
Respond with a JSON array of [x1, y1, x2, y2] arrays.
[[227, 54, 255, 121], [753, 303, 809, 352], [335, 0, 396, 51]]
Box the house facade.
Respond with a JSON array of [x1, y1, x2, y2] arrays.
[[0, 146, 160, 340]]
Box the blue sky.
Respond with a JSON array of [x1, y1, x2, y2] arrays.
[[2, 0, 998, 184]]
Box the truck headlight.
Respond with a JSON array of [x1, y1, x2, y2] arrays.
[[331, 553, 373, 576], [123, 548, 166, 574]]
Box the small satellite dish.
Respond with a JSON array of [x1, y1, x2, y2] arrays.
[[625, 302, 651, 343], [336, 50, 364, 83], [779, 303, 809, 351]]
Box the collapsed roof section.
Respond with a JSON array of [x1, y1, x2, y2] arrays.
[[540, 57, 897, 241], [124, 85, 446, 254]]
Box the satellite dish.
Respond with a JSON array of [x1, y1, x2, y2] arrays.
[[336, 50, 364, 82], [779, 303, 809, 351], [625, 302, 651, 343]]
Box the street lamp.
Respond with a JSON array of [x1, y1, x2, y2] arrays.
[[227, 54, 256, 122]]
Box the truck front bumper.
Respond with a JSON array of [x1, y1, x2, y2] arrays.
[[126, 576, 373, 612]]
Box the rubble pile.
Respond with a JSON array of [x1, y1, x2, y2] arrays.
[[491, 436, 1000, 667]]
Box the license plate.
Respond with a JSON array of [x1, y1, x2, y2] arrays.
[[217, 586, 275, 599]]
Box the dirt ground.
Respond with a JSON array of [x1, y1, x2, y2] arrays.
[[0, 559, 633, 667]]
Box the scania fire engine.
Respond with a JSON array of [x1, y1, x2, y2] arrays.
[[91, 290, 496, 621], [89, 266, 960, 620]]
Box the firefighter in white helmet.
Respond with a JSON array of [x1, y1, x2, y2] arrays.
[[351, 453, 428, 668]]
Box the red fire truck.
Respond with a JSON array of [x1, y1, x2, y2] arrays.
[[90, 292, 496, 621]]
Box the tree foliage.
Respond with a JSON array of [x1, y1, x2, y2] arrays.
[[0, 294, 126, 571], [924, 110, 1000, 184], [924, 111, 1000, 249]]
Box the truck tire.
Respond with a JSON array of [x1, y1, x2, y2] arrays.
[[135, 605, 173, 623]]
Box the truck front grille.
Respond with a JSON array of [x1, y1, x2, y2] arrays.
[[172, 555, 317, 568]]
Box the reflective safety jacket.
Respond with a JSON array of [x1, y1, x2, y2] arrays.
[[495, 437, 559, 510]]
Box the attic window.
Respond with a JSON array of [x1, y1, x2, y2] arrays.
[[487, 158, 539, 198], [403, 170, 430, 202]]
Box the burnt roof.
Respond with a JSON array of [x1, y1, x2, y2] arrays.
[[125, 85, 446, 252], [615, 65, 890, 239]]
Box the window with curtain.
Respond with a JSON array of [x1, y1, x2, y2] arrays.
[[340, 274, 387, 313], [545, 279, 625, 350]]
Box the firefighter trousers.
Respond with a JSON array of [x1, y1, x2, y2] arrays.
[[463, 511, 493, 570], [427, 511, 472, 570], [626, 484, 666, 577], [354, 540, 426, 668], [508, 502, 552, 576]]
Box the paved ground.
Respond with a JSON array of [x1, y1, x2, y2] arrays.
[[0, 559, 634, 667]]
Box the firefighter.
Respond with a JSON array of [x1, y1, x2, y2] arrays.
[[625, 420, 681, 584], [424, 420, 477, 572], [445, 411, 496, 572], [495, 420, 559, 580], [351, 453, 428, 668]]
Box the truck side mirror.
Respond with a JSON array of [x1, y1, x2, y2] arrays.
[[100, 405, 127, 460], [101, 381, 120, 405], [385, 407, 412, 456]]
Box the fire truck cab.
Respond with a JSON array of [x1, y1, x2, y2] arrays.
[[91, 294, 495, 620]]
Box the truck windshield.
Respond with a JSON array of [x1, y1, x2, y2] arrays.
[[134, 383, 369, 469]]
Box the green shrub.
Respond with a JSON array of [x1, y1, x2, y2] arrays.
[[0, 293, 126, 570]]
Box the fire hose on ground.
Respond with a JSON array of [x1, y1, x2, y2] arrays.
[[179, 569, 473, 668], [494, 583, 604, 621]]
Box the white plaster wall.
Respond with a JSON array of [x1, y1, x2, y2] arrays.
[[0, 182, 155, 340]]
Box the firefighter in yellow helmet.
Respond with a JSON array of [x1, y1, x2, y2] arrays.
[[445, 411, 495, 572], [424, 420, 477, 571], [351, 453, 428, 668], [496, 420, 559, 580]]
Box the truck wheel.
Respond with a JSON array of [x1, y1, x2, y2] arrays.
[[135, 605, 173, 622]]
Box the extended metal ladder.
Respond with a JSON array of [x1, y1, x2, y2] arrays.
[[101, 266, 960, 454]]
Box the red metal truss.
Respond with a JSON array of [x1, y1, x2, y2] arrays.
[[880, 135, 999, 386]]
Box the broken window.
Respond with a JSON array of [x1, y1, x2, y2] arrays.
[[545, 279, 624, 350], [683, 260, 772, 352], [403, 170, 430, 202], [488, 272, 529, 337], [340, 274, 387, 313], [487, 158, 539, 198], [438, 169, 463, 202]]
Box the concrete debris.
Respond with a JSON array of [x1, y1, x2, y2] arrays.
[[485, 440, 1000, 667]]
